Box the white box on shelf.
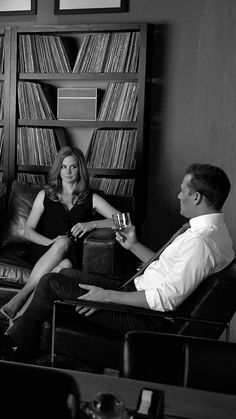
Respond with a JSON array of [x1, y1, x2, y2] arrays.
[[57, 87, 97, 121]]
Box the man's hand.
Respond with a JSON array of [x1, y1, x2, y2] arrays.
[[75, 305, 98, 317], [115, 224, 138, 250], [75, 284, 106, 317]]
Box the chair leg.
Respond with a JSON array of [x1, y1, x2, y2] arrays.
[[50, 302, 56, 367], [225, 323, 231, 342]]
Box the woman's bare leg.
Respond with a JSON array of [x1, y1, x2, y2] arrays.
[[2, 237, 72, 319], [11, 257, 73, 321], [51, 258, 73, 273]]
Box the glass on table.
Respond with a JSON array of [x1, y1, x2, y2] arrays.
[[81, 392, 129, 419]]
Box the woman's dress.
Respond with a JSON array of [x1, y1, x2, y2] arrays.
[[26, 192, 94, 268]]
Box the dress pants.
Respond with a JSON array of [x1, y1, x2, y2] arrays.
[[7, 268, 168, 359]]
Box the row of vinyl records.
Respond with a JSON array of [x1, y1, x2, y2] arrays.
[[0, 117, 136, 168], [16, 173, 135, 195], [17, 127, 59, 165], [17, 127, 136, 170], [86, 129, 136, 169], [17, 81, 138, 122], [90, 177, 134, 195], [0, 124, 135, 195], [18, 82, 55, 120], [18, 32, 139, 74]]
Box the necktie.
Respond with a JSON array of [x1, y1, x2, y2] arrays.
[[119, 222, 190, 290]]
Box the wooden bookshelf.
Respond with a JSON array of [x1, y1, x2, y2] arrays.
[[0, 23, 156, 224], [0, 27, 11, 182]]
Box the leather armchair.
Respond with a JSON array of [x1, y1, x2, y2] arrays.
[[121, 330, 236, 395], [48, 260, 236, 371]]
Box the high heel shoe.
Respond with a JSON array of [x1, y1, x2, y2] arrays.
[[0, 307, 14, 333], [0, 334, 18, 361]]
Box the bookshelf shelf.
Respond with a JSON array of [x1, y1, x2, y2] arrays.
[[17, 166, 136, 176], [18, 165, 50, 172], [88, 168, 135, 177], [18, 120, 138, 128], [1, 22, 153, 224], [19, 73, 139, 82]]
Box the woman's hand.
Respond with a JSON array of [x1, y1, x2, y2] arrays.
[[115, 224, 138, 250], [70, 221, 96, 239]]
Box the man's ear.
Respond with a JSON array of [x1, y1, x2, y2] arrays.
[[193, 192, 202, 205]]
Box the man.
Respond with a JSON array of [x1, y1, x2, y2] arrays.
[[0, 163, 235, 361]]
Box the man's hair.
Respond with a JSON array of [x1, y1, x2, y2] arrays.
[[185, 163, 231, 210]]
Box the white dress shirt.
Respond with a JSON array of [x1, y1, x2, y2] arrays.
[[134, 213, 235, 311]]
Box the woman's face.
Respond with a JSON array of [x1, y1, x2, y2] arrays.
[[60, 155, 79, 184]]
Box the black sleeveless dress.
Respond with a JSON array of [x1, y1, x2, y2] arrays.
[[26, 192, 94, 268]]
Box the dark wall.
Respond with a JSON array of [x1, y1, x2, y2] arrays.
[[2, 0, 236, 251]]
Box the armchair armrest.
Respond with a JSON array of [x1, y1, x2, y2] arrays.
[[54, 299, 226, 328], [50, 298, 225, 367], [82, 228, 116, 275], [82, 228, 138, 279]]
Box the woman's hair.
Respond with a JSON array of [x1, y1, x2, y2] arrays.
[[45, 146, 89, 204], [185, 163, 231, 211]]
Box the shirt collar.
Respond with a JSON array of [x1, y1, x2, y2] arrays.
[[189, 213, 224, 231]]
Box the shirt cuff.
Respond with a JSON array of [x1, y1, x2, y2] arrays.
[[144, 289, 165, 312]]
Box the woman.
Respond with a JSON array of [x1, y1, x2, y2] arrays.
[[0, 146, 118, 322]]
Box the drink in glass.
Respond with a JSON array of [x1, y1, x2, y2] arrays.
[[112, 212, 131, 233]]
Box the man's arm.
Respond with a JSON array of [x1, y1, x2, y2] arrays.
[[115, 225, 155, 263], [76, 284, 149, 316]]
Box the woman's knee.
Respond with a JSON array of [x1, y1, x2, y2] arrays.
[[59, 258, 73, 269], [51, 236, 71, 255], [52, 258, 73, 273]]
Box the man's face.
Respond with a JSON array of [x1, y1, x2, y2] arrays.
[[178, 174, 197, 218]]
